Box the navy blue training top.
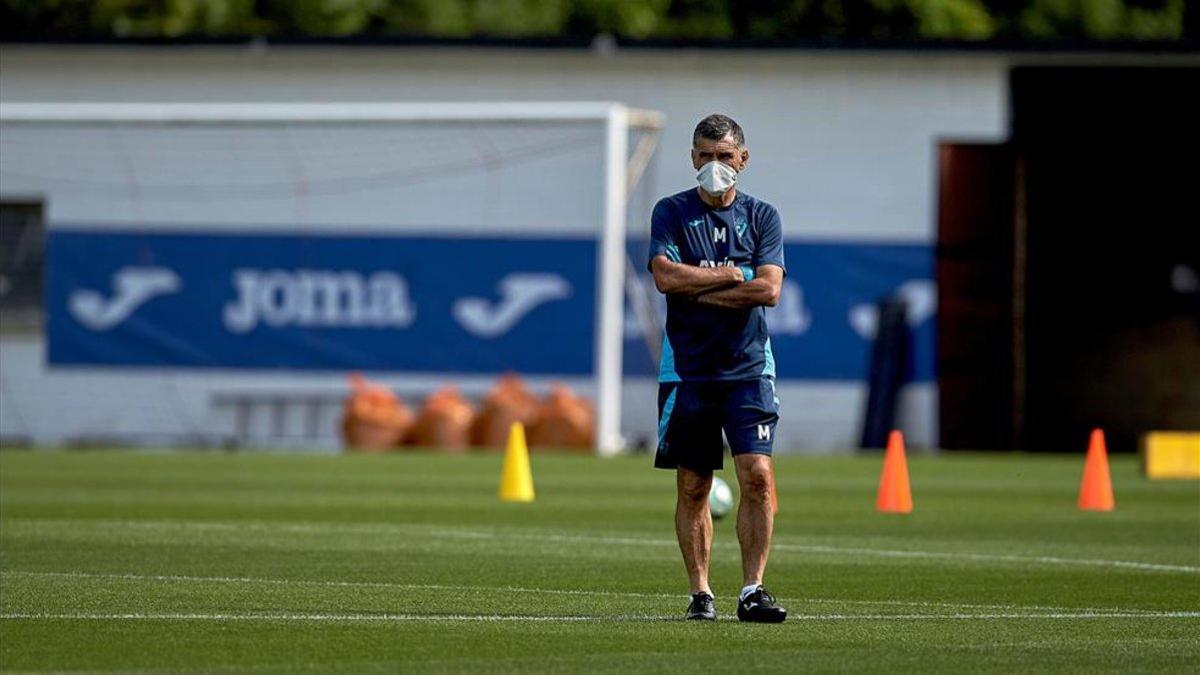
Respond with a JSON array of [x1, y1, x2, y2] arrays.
[[647, 188, 786, 382]]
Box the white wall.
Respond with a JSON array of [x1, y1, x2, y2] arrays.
[[0, 45, 1010, 451], [0, 46, 1009, 240]]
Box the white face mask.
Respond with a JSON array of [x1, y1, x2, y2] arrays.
[[696, 160, 738, 196]]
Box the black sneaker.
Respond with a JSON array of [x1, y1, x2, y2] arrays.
[[737, 586, 787, 623], [685, 592, 716, 621]]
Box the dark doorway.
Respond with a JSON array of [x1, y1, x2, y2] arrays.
[[936, 143, 1017, 450], [937, 67, 1200, 452], [1013, 66, 1200, 453]]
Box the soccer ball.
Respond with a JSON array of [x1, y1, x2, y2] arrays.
[[709, 476, 734, 520]]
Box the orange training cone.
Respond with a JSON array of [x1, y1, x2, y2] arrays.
[[498, 422, 535, 502], [1078, 428, 1114, 511], [876, 430, 913, 513]]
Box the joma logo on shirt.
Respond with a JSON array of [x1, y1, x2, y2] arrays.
[[698, 259, 736, 268]]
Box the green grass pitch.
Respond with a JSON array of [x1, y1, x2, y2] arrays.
[[1, 450, 1197, 673]]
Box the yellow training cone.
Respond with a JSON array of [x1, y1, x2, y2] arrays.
[[499, 422, 535, 502]]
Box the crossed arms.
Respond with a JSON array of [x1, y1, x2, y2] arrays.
[[650, 255, 783, 309]]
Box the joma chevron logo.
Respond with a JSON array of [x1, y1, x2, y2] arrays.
[[848, 279, 937, 339], [68, 267, 182, 331], [452, 273, 571, 339]]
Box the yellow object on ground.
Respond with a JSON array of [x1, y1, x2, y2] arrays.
[[499, 422, 535, 502], [1141, 431, 1200, 480]]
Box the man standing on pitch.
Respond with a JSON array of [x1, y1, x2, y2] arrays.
[[648, 114, 787, 623]]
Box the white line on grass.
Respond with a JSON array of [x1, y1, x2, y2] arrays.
[[0, 570, 1179, 616], [783, 612, 1200, 621], [768, 543, 1200, 575], [0, 612, 669, 622], [1, 570, 675, 599], [0, 611, 1197, 623], [468, 530, 1200, 574], [8, 518, 1199, 575]]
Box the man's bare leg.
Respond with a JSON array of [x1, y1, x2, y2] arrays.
[[733, 453, 775, 587], [675, 466, 714, 594]]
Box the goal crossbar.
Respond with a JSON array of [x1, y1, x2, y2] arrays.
[[0, 102, 665, 129]]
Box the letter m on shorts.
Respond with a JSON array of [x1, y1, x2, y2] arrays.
[[757, 424, 771, 440]]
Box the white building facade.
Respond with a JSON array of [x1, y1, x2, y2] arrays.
[[0, 43, 1017, 451]]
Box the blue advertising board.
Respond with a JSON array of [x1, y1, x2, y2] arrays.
[[47, 228, 934, 382], [623, 241, 936, 382], [47, 229, 597, 374]]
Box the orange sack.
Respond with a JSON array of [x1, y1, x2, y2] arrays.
[[471, 374, 540, 448], [527, 384, 594, 450], [409, 387, 476, 452], [341, 374, 413, 452]]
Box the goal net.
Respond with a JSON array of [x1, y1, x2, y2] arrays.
[[0, 102, 664, 454]]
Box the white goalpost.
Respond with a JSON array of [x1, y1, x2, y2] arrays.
[[0, 102, 664, 455]]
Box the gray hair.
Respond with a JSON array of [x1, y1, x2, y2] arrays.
[[693, 114, 745, 147]]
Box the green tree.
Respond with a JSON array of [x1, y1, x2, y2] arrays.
[[1019, 0, 1184, 40], [0, 0, 1190, 42]]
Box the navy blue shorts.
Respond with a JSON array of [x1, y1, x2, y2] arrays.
[[654, 377, 779, 472]]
